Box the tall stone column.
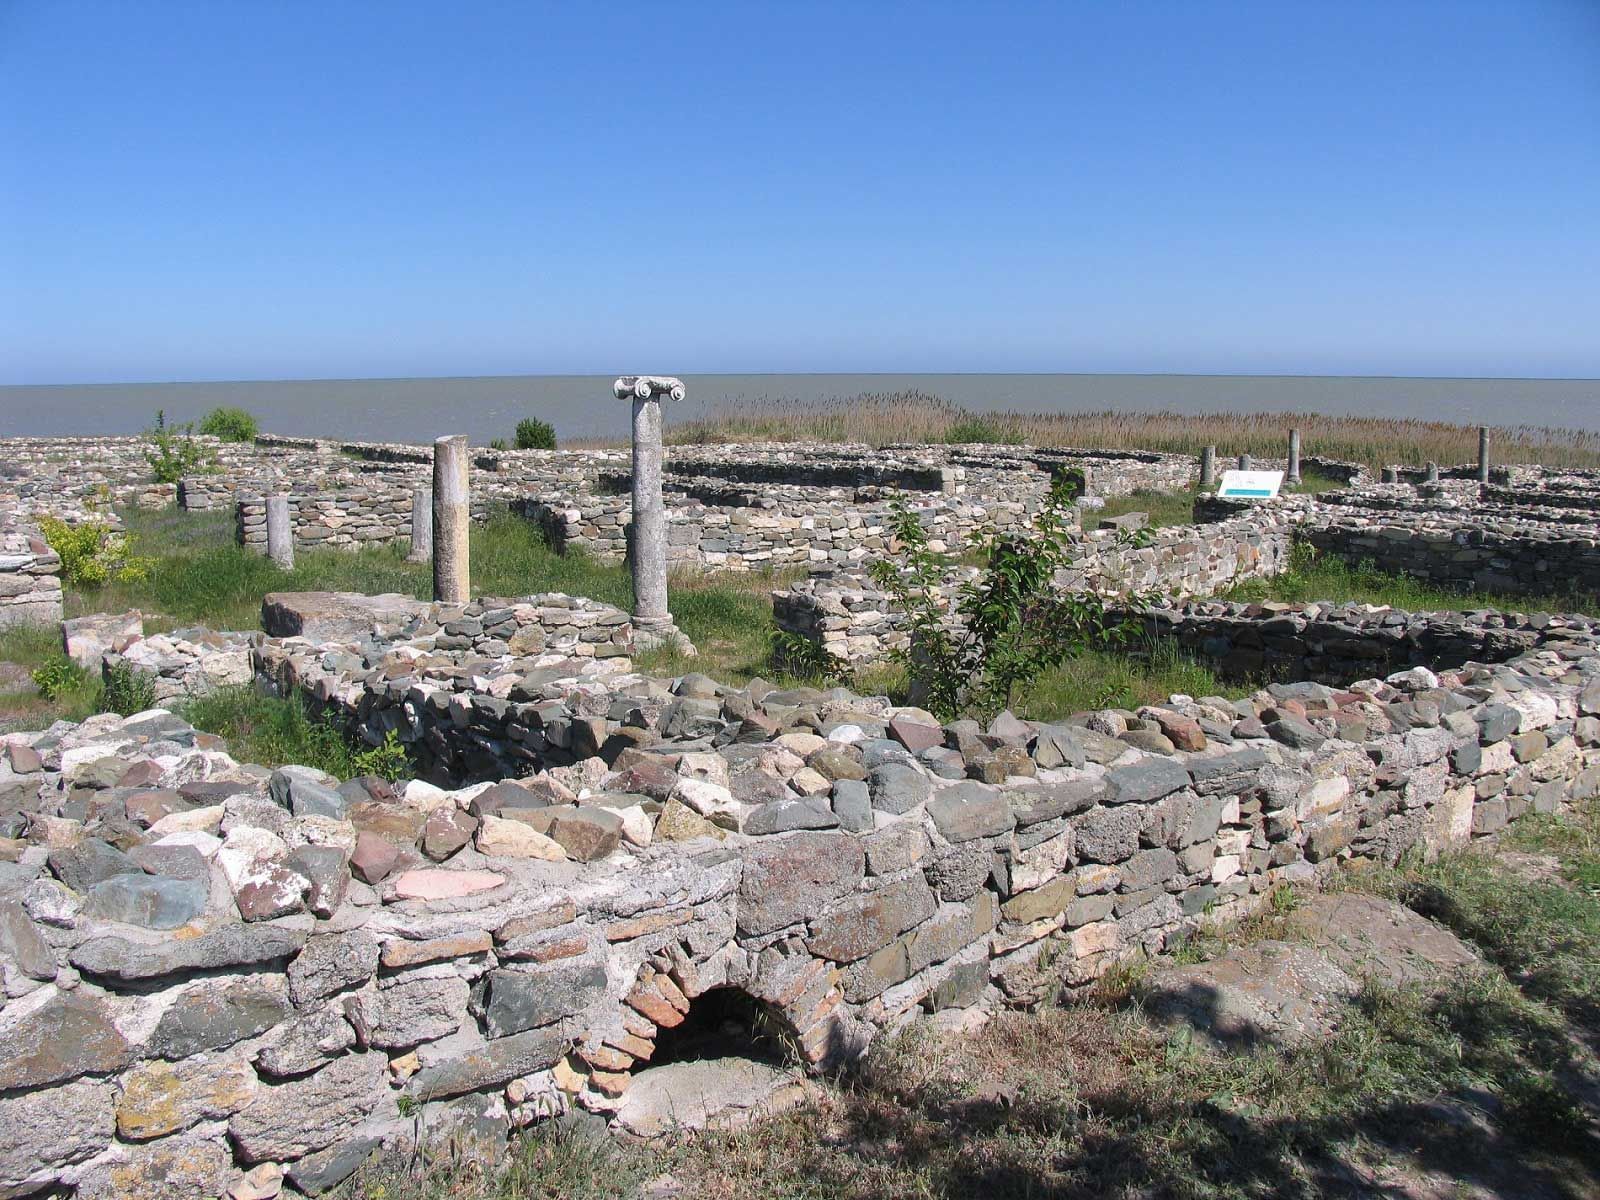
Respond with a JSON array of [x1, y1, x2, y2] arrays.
[[616, 376, 694, 654], [1477, 426, 1491, 483], [265, 495, 294, 570], [1199, 445, 1216, 488], [406, 485, 433, 564], [1286, 428, 1302, 485], [432, 435, 470, 604]]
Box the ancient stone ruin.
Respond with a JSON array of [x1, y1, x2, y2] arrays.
[[0, 421, 1597, 1197]]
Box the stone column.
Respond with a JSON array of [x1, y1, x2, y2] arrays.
[[1286, 428, 1301, 485], [1425, 461, 1439, 484], [1381, 467, 1399, 483], [432, 435, 470, 604], [1477, 426, 1490, 483], [1199, 445, 1215, 488], [1238, 453, 1252, 471], [616, 376, 694, 654], [265, 495, 293, 570], [406, 485, 433, 564]]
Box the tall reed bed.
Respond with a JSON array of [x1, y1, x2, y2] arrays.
[[665, 390, 1600, 471]]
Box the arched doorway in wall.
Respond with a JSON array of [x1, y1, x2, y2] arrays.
[[613, 986, 814, 1138]]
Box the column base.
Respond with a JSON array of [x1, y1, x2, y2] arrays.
[[632, 616, 696, 656]]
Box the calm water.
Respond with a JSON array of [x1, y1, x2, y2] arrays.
[[2, 373, 1597, 443]]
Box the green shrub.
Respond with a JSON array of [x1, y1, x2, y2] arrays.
[[100, 660, 157, 716], [770, 629, 851, 685], [144, 409, 212, 483], [514, 417, 557, 450], [487, 437, 510, 451], [869, 477, 1147, 719], [31, 655, 87, 701], [943, 416, 1024, 445], [38, 516, 150, 589], [197, 406, 259, 442], [351, 729, 413, 782]]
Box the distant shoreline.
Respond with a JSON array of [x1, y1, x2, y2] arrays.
[[4, 372, 1597, 443]]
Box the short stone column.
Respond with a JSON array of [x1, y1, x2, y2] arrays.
[[1199, 445, 1216, 488], [1237, 453, 1252, 471], [1425, 461, 1439, 484], [265, 495, 294, 570], [406, 485, 433, 564], [616, 376, 694, 654], [1286, 428, 1301, 485], [1382, 467, 1399, 483], [1477, 426, 1491, 483], [432, 435, 470, 604]]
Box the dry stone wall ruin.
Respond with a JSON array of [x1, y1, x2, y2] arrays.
[[1, 426, 1599, 1198]]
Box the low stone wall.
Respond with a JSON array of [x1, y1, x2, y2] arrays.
[[773, 513, 1297, 666], [235, 492, 501, 554], [1, 621, 1596, 1196], [0, 525, 63, 630], [1303, 509, 1600, 596], [517, 489, 1046, 571], [1141, 600, 1600, 684]]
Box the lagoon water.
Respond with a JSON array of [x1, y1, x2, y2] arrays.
[[2, 373, 1597, 444]]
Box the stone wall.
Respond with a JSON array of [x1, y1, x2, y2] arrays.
[[0, 616, 1595, 1195], [773, 512, 1297, 666], [516, 489, 1048, 571], [235, 491, 500, 554], [0, 525, 63, 630], [1141, 600, 1600, 684], [1302, 508, 1600, 596]]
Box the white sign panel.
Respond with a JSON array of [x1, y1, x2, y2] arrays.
[[1216, 469, 1285, 499]]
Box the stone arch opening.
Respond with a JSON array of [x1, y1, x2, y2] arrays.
[[646, 985, 795, 1069], [614, 985, 813, 1137]]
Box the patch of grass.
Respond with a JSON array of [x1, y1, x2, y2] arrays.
[[1092, 488, 1197, 529], [1225, 544, 1600, 616], [665, 964, 1596, 1199], [335, 1117, 648, 1200], [1402, 838, 1600, 1036], [1014, 641, 1247, 718], [180, 686, 382, 779], [0, 625, 99, 730], [59, 509, 635, 632]]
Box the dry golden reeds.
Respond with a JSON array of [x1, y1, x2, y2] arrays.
[[662, 390, 1600, 471]]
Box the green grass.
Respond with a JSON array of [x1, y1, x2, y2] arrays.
[[179, 687, 412, 780], [1015, 641, 1247, 718], [1226, 544, 1600, 616], [1090, 470, 1348, 532], [0, 624, 101, 729], [67, 508, 642, 631], [1092, 488, 1199, 529]]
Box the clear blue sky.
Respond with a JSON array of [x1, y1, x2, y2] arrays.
[[3, 0, 1597, 384]]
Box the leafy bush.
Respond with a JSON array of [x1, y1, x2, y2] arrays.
[[943, 416, 1024, 445], [197, 406, 259, 442], [487, 437, 510, 451], [351, 729, 413, 782], [144, 409, 212, 483], [771, 629, 851, 685], [31, 655, 87, 701], [38, 516, 150, 589], [100, 660, 157, 716], [514, 417, 557, 450], [869, 477, 1144, 719]]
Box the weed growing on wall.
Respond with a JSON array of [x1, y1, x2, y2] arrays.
[[870, 477, 1146, 719], [144, 409, 213, 483], [99, 661, 157, 716]]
